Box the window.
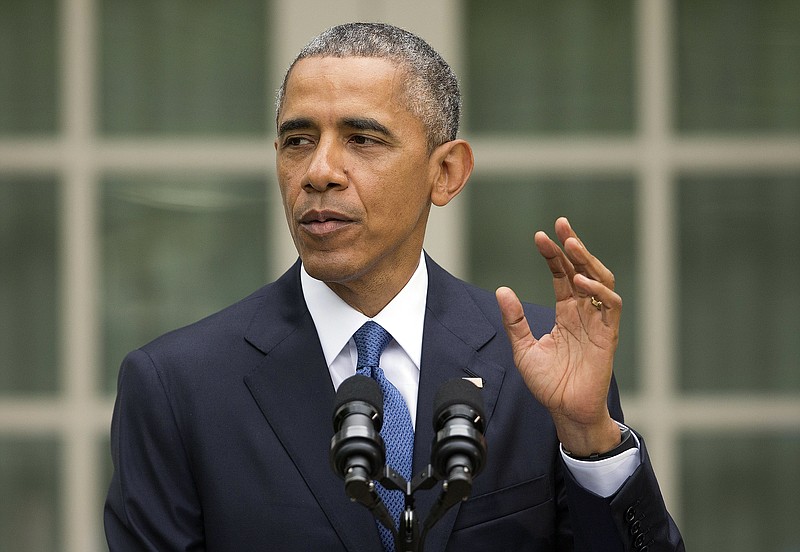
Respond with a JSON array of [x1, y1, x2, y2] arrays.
[[464, 0, 800, 548]]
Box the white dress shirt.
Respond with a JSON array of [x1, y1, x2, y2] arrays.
[[300, 253, 639, 498], [301, 255, 426, 428]]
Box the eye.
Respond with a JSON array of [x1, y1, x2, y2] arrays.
[[350, 135, 378, 146], [283, 136, 312, 147]]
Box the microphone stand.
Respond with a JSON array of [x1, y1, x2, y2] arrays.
[[370, 464, 473, 552]]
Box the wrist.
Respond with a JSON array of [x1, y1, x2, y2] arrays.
[[557, 416, 622, 458], [564, 423, 635, 461]]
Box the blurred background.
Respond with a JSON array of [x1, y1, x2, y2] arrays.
[[1, 0, 799, 550]]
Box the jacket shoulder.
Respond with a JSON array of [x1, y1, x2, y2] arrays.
[[133, 262, 303, 370]]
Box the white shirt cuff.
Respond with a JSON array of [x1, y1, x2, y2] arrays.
[[559, 427, 641, 498]]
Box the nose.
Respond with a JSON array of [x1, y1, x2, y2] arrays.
[[304, 138, 347, 192]]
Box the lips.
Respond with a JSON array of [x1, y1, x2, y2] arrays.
[[298, 209, 356, 236]]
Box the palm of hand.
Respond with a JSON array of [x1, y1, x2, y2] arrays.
[[514, 294, 619, 427]]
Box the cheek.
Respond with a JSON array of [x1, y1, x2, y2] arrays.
[[389, 168, 432, 210], [370, 179, 431, 231], [276, 179, 300, 223], [276, 177, 289, 203], [277, 164, 299, 198]]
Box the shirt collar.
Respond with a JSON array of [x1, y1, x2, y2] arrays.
[[300, 252, 428, 369]]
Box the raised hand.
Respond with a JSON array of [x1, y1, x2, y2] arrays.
[[496, 217, 623, 456]]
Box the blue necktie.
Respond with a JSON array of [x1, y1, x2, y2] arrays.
[[353, 321, 414, 552]]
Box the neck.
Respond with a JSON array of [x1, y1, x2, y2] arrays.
[[325, 256, 422, 318]]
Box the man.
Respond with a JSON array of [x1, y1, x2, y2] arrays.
[[105, 22, 684, 551]]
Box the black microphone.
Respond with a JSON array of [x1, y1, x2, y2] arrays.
[[330, 375, 385, 487], [330, 375, 395, 531], [420, 378, 488, 538], [430, 378, 487, 494]]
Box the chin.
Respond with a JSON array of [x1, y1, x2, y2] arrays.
[[300, 252, 361, 284]]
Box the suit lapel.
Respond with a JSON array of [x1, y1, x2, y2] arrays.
[[411, 256, 508, 552], [242, 263, 380, 552]]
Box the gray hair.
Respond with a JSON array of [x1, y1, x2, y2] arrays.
[[275, 22, 461, 151]]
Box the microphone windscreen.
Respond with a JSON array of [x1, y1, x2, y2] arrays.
[[334, 375, 384, 418], [433, 378, 486, 423]]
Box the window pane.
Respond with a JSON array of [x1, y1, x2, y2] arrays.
[[99, 0, 268, 135], [676, 0, 800, 133], [678, 175, 800, 391], [0, 0, 59, 135], [101, 175, 268, 392], [464, 0, 635, 134], [466, 175, 639, 390], [0, 176, 60, 394], [681, 432, 800, 551], [0, 437, 61, 551]]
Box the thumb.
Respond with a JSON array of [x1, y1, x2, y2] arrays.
[[496, 286, 537, 350]]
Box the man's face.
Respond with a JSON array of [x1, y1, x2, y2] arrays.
[[275, 56, 436, 296]]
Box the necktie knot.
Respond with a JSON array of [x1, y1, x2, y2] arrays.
[[353, 321, 392, 372]]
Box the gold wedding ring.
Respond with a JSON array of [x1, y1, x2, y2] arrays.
[[590, 296, 603, 311]]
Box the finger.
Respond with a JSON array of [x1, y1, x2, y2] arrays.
[[534, 231, 576, 302], [496, 286, 538, 350], [554, 216, 583, 248], [556, 217, 616, 291], [574, 273, 622, 327], [564, 238, 616, 291]]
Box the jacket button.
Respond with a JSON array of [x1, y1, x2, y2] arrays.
[[634, 533, 645, 547], [625, 506, 637, 522], [630, 520, 641, 535]]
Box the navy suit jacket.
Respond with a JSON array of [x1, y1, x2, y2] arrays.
[[105, 256, 684, 551]]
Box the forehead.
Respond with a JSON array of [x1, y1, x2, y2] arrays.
[[279, 56, 414, 123]]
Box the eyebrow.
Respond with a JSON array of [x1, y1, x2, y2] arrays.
[[341, 117, 394, 139], [277, 116, 396, 140], [277, 118, 315, 137]]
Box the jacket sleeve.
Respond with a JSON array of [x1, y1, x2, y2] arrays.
[[562, 432, 685, 552], [104, 349, 205, 552]]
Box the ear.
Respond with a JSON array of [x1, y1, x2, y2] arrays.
[[429, 139, 474, 207]]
